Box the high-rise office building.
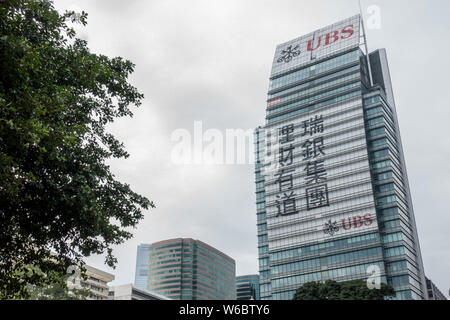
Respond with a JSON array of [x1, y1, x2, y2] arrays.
[[425, 277, 447, 300], [236, 274, 260, 300], [139, 238, 236, 300], [254, 15, 427, 300], [134, 244, 151, 290]]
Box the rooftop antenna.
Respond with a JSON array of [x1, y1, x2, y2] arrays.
[[359, 0, 374, 86]]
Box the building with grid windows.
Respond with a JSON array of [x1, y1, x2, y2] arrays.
[[139, 238, 236, 300], [134, 244, 151, 290], [108, 284, 170, 300], [425, 277, 447, 300], [79, 265, 115, 300], [236, 274, 260, 300], [254, 15, 427, 300]]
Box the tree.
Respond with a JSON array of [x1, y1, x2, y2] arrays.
[[292, 280, 396, 300], [27, 268, 91, 300], [0, 0, 154, 298]]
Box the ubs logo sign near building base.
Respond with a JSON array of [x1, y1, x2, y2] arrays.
[[323, 214, 374, 236]]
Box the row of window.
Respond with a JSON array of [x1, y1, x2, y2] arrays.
[[366, 116, 384, 127], [388, 274, 410, 287], [364, 105, 383, 117], [269, 50, 360, 91], [270, 232, 380, 262], [150, 268, 181, 277], [150, 273, 183, 281], [257, 211, 266, 221], [367, 126, 385, 138], [150, 253, 183, 262], [267, 65, 360, 100], [150, 258, 182, 267], [371, 159, 391, 170], [374, 171, 392, 182], [267, 76, 360, 115], [392, 290, 415, 300], [375, 182, 395, 193], [271, 247, 382, 275], [259, 257, 269, 267], [271, 261, 384, 289], [272, 290, 297, 300], [384, 246, 405, 258], [386, 260, 408, 274], [267, 90, 361, 124], [150, 261, 233, 282], [151, 243, 234, 273], [267, 81, 361, 116], [258, 234, 268, 244], [259, 245, 268, 255], [257, 223, 267, 232], [370, 148, 389, 160], [260, 270, 270, 280], [382, 232, 403, 244], [376, 195, 396, 206], [369, 137, 387, 148], [256, 202, 265, 210], [363, 95, 383, 106], [150, 243, 183, 252], [379, 219, 401, 231]]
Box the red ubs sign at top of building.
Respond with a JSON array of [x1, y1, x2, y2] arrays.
[[307, 24, 355, 51], [277, 24, 356, 64]]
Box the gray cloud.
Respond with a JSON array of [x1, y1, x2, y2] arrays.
[[53, 0, 450, 298]]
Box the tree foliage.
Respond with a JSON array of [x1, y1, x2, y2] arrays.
[[0, 0, 154, 298], [27, 268, 91, 300], [292, 280, 396, 300]]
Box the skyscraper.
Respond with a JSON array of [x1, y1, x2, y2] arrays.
[[254, 15, 427, 300], [138, 238, 236, 300], [425, 277, 447, 300], [236, 274, 260, 300], [134, 244, 151, 290]]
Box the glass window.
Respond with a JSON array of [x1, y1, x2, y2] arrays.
[[366, 116, 384, 126]]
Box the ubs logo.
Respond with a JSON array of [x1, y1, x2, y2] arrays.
[[323, 213, 373, 236], [307, 24, 355, 51], [277, 24, 355, 64], [277, 45, 301, 63]]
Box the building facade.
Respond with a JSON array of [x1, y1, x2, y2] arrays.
[[142, 238, 236, 300], [109, 284, 170, 300], [425, 277, 447, 300], [134, 244, 151, 290], [254, 15, 427, 300], [80, 265, 115, 300], [236, 274, 260, 300]]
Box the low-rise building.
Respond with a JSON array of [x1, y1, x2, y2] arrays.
[[109, 284, 170, 300], [80, 265, 115, 300], [236, 275, 260, 300], [425, 277, 447, 300]]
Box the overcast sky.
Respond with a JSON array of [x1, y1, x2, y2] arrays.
[[53, 0, 450, 298]]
